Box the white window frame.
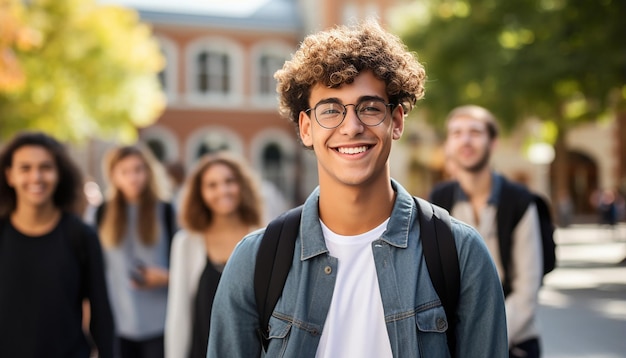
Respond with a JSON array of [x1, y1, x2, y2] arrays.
[[140, 125, 180, 163], [184, 126, 244, 168], [156, 36, 179, 104], [185, 37, 244, 107], [250, 41, 293, 108], [250, 129, 298, 202]]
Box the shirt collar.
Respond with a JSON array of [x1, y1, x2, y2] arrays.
[[299, 179, 416, 260]]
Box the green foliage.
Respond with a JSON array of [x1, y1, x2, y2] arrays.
[[398, 0, 626, 135], [0, 0, 165, 143]]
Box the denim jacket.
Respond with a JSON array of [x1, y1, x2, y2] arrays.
[[207, 180, 507, 358]]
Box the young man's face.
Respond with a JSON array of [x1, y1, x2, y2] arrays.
[[299, 71, 404, 188], [445, 115, 494, 173]]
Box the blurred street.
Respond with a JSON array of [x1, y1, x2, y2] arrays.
[[538, 223, 626, 358]]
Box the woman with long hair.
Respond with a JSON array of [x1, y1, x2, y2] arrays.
[[96, 145, 176, 358], [165, 152, 263, 358], [0, 132, 114, 358]]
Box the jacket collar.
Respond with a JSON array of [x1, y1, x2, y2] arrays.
[[299, 179, 416, 260]]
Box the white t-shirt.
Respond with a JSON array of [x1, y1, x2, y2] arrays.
[[315, 218, 393, 358]]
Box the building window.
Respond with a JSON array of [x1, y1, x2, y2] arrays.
[[258, 54, 284, 95], [197, 51, 230, 94], [251, 42, 292, 107], [146, 139, 167, 162], [185, 38, 243, 106], [262, 143, 284, 190]]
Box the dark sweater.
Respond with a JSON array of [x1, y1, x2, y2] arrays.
[[0, 212, 115, 358]]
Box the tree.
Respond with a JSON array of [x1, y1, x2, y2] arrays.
[[398, 0, 626, 200], [0, 0, 165, 143]]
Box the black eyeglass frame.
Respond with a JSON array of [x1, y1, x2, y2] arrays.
[[304, 99, 397, 129]]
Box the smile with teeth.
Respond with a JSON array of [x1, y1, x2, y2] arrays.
[[337, 146, 369, 154]]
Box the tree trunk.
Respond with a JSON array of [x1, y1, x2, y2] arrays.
[[551, 123, 570, 223]]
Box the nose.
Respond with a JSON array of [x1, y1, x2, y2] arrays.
[[339, 105, 364, 136]]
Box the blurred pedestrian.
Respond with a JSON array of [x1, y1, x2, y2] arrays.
[[165, 152, 263, 358], [95, 145, 176, 358], [556, 189, 574, 228], [165, 161, 186, 211], [0, 132, 114, 358], [430, 105, 544, 358]]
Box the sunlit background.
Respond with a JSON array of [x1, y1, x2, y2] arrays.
[[1, 0, 625, 356]]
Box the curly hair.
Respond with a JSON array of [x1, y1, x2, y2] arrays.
[[0, 132, 84, 217], [179, 152, 263, 232], [275, 20, 426, 136]]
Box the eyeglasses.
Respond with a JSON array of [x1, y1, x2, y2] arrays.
[[305, 99, 395, 129]]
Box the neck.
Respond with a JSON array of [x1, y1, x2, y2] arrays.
[[208, 213, 246, 231], [10, 202, 61, 236], [318, 175, 395, 236], [455, 167, 492, 200]]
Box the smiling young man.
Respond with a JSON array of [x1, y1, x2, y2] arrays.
[[207, 21, 508, 358]]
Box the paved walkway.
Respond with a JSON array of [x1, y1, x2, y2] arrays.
[[538, 223, 626, 358]]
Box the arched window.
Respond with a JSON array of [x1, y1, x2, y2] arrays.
[[185, 127, 244, 168], [140, 125, 179, 163], [146, 139, 167, 162], [262, 143, 284, 189]]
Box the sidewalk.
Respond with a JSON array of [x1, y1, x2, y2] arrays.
[[538, 223, 626, 358]]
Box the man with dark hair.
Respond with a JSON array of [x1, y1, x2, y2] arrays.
[[208, 22, 507, 357], [430, 105, 544, 358]]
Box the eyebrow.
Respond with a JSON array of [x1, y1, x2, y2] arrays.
[[313, 95, 387, 106]]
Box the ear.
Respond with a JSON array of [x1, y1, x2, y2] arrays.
[[490, 137, 499, 151], [391, 105, 405, 140], [299, 111, 313, 147], [5, 167, 14, 188]]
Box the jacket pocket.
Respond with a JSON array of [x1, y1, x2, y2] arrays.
[[264, 315, 292, 357], [415, 305, 448, 333], [415, 305, 450, 357]]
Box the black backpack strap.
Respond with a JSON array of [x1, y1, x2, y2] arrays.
[[429, 181, 457, 212], [497, 178, 532, 296], [162, 201, 176, 240], [415, 197, 459, 357], [254, 206, 303, 351]]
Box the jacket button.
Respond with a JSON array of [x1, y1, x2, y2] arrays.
[[324, 266, 332, 274], [436, 318, 447, 330]]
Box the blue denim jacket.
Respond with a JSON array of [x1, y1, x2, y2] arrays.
[[207, 180, 507, 357]]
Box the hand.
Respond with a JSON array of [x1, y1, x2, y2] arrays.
[[131, 266, 169, 289]]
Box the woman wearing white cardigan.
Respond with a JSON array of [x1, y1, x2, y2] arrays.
[[164, 153, 263, 358]]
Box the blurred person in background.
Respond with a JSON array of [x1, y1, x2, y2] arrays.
[[0, 132, 114, 358], [95, 145, 176, 358], [165, 152, 263, 358], [430, 105, 544, 358], [165, 161, 186, 211]]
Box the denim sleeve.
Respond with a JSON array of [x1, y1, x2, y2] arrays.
[[207, 231, 264, 358], [451, 218, 509, 357]]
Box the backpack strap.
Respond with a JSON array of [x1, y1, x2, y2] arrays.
[[415, 197, 460, 357], [428, 181, 457, 211], [254, 205, 303, 351], [497, 178, 532, 296], [161, 201, 176, 262], [253, 200, 460, 356]]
